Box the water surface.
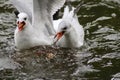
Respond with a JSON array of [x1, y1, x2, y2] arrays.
[[0, 0, 120, 80]]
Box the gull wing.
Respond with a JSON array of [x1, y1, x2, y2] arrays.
[[48, 0, 66, 16], [10, 0, 33, 23], [33, 0, 66, 35]]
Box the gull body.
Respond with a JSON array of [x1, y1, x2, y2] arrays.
[[11, 0, 65, 49], [14, 13, 52, 49], [54, 6, 84, 48]]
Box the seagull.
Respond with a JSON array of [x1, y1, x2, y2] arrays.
[[10, 0, 65, 49], [53, 6, 84, 48]]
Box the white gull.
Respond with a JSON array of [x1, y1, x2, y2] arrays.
[[53, 6, 84, 48], [10, 0, 65, 49]]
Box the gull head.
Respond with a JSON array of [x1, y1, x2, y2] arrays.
[[54, 21, 72, 43], [17, 12, 28, 31]]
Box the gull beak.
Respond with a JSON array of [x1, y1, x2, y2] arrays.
[[17, 21, 26, 31], [54, 31, 65, 44]]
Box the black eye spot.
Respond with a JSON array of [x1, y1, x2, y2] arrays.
[[14, 10, 19, 17], [24, 18, 27, 20], [63, 27, 67, 30]]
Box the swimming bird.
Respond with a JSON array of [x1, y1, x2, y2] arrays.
[[53, 6, 84, 48], [11, 0, 65, 49]]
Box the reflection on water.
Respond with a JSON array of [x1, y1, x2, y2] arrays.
[[0, 0, 120, 80]]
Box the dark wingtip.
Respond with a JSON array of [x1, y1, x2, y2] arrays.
[[74, 0, 85, 14], [14, 10, 19, 17]]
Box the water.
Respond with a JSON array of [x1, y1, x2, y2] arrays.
[[0, 0, 120, 80]]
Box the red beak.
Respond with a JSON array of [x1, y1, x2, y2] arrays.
[[17, 21, 25, 31], [54, 31, 65, 44]]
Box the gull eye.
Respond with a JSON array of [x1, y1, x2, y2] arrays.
[[17, 21, 19, 24], [62, 27, 67, 30], [24, 18, 27, 20]]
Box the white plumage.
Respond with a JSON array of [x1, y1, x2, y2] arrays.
[[53, 6, 84, 48], [11, 0, 65, 49]]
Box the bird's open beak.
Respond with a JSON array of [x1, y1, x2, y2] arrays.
[[54, 31, 65, 44], [17, 21, 26, 31]]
